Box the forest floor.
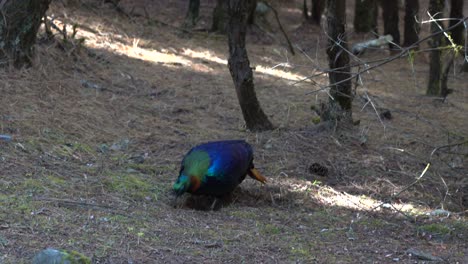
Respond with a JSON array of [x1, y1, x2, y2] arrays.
[[1, 0, 467, 263]]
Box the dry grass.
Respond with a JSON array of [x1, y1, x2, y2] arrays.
[[0, 0, 467, 263]]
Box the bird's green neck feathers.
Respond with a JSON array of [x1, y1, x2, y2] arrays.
[[183, 150, 211, 178], [173, 150, 210, 195]]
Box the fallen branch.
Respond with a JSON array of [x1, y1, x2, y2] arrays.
[[34, 196, 127, 213]]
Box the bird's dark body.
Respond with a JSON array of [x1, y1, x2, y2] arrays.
[[173, 140, 265, 197]]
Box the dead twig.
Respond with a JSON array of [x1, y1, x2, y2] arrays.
[[367, 163, 431, 219], [262, 2, 295, 55], [430, 140, 468, 158], [304, 17, 468, 94]]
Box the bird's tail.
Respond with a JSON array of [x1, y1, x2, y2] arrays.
[[248, 168, 267, 184]]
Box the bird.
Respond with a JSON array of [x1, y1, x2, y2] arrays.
[[173, 140, 266, 199]]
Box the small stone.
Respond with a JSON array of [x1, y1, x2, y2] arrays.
[[33, 248, 90, 264], [0, 135, 12, 142]]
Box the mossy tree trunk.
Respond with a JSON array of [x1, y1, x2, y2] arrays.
[[227, 0, 274, 131], [403, 0, 420, 47], [0, 0, 52, 68], [184, 0, 200, 28], [426, 0, 445, 96], [325, 0, 352, 121], [354, 0, 378, 33], [381, 0, 400, 50], [212, 0, 229, 33]]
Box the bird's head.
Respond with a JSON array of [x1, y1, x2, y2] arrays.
[[173, 174, 190, 196], [173, 150, 209, 196]]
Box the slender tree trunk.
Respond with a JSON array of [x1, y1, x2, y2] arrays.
[[439, 0, 464, 96], [449, 0, 464, 46], [247, 0, 257, 25], [448, 0, 467, 72], [381, 0, 400, 50], [403, 0, 420, 47], [0, 0, 52, 68], [447, 0, 467, 72], [184, 0, 200, 28], [354, 0, 378, 33], [303, 0, 309, 19], [227, 0, 274, 131], [311, 0, 325, 25], [426, 0, 445, 96], [212, 0, 229, 33], [325, 0, 352, 121]]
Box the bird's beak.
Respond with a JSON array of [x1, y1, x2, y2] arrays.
[[173, 188, 186, 197]]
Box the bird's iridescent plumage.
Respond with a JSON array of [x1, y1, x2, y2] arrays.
[[173, 140, 266, 197]]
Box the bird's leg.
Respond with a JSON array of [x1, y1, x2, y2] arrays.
[[210, 197, 218, 211]]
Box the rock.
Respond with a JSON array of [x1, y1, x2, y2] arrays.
[[429, 209, 451, 217], [80, 79, 102, 90], [32, 248, 90, 264], [352, 35, 394, 55], [0, 135, 12, 142], [406, 248, 443, 261]]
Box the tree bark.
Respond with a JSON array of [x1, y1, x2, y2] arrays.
[[0, 0, 52, 68], [449, 0, 464, 46], [247, 0, 257, 25], [212, 0, 229, 33], [184, 0, 200, 28], [403, 0, 420, 47], [354, 0, 378, 33], [448, 0, 467, 72], [439, 0, 464, 96], [325, 0, 352, 121], [227, 0, 274, 131], [303, 0, 309, 19], [426, 0, 445, 96], [381, 0, 400, 50], [311, 0, 325, 25]]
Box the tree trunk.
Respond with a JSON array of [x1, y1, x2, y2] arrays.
[[247, 0, 257, 25], [354, 0, 378, 33], [311, 0, 325, 25], [448, 0, 466, 72], [303, 0, 309, 19], [212, 0, 229, 33], [448, 0, 467, 72], [325, 0, 352, 121], [184, 0, 200, 28], [439, 0, 464, 96], [403, 0, 420, 47], [449, 0, 464, 46], [227, 0, 274, 131], [426, 0, 445, 96], [0, 0, 52, 68], [381, 0, 400, 51]]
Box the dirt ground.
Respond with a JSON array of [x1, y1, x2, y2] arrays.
[[0, 0, 467, 263]]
